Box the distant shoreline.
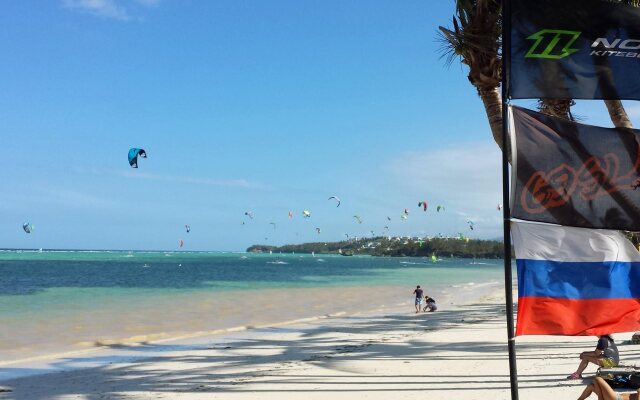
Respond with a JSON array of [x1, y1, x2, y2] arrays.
[[248, 236, 510, 259]]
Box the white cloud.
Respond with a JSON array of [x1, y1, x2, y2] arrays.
[[62, 0, 130, 20], [385, 142, 504, 237], [114, 170, 267, 189], [62, 0, 159, 20]]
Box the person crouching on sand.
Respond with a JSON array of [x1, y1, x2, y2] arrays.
[[423, 296, 437, 312], [576, 376, 639, 400], [413, 285, 424, 313]]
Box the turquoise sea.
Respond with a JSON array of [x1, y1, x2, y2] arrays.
[[0, 251, 509, 363]]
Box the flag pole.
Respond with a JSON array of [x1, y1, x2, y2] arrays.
[[502, 0, 519, 399]]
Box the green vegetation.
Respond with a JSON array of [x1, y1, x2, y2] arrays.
[[248, 236, 509, 258]]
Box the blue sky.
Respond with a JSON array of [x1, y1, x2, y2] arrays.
[[2, 1, 639, 251]]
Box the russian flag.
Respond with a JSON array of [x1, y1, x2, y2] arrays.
[[511, 221, 640, 336]]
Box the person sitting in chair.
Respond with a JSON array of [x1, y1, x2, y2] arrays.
[[568, 335, 619, 380]]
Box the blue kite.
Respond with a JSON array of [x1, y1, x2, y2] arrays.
[[128, 148, 147, 168]]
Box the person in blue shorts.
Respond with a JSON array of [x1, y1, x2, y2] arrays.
[[413, 285, 424, 313]]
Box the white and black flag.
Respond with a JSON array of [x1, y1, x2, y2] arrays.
[[510, 106, 640, 231]]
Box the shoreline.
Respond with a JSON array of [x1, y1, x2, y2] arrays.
[[2, 285, 636, 400], [0, 277, 502, 367], [0, 281, 502, 382]]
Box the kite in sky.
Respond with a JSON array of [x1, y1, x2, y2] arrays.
[[128, 148, 146, 168]]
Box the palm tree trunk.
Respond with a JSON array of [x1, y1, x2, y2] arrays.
[[604, 99, 633, 128], [478, 86, 503, 151], [605, 98, 639, 340]]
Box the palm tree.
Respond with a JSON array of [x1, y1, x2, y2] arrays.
[[605, 0, 637, 128], [441, 0, 639, 338], [438, 0, 503, 150], [537, 2, 635, 127], [439, 0, 635, 136], [442, 1, 640, 344], [605, 100, 633, 128]]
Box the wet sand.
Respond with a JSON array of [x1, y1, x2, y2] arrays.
[[0, 280, 497, 367]]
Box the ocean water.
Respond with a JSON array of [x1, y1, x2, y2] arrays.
[[0, 251, 509, 363]]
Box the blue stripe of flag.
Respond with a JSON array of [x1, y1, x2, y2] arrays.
[[517, 259, 640, 299]]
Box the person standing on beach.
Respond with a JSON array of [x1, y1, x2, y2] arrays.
[[413, 285, 424, 313]]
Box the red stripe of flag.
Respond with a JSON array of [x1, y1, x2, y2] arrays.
[[516, 297, 640, 336]]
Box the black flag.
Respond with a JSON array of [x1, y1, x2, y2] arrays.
[[510, 0, 640, 100], [511, 106, 640, 231]]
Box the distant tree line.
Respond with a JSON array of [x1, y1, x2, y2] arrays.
[[247, 236, 511, 258]]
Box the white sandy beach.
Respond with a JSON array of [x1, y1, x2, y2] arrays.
[[1, 288, 637, 400]]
